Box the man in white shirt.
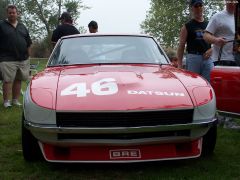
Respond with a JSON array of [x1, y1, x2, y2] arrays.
[[203, 0, 237, 63]]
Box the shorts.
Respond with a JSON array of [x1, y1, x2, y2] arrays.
[[0, 60, 30, 82]]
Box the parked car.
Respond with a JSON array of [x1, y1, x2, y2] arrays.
[[211, 61, 240, 117], [22, 34, 217, 162]]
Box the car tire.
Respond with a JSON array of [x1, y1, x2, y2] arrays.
[[201, 124, 217, 156], [22, 114, 42, 161]]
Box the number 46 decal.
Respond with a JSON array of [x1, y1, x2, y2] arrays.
[[61, 78, 118, 97]]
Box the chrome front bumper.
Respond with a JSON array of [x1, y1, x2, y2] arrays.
[[24, 118, 218, 146]]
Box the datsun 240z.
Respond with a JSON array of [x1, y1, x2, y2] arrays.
[[22, 34, 217, 162]]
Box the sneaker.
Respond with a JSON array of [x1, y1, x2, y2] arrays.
[[12, 99, 22, 106], [3, 100, 12, 108]]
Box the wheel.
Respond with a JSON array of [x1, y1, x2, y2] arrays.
[[22, 114, 42, 161], [201, 124, 217, 156]]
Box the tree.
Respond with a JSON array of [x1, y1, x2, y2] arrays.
[[0, 0, 8, 20], [141, 0, 224, 47]]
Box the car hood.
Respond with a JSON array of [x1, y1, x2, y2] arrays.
[[52, 64, 194, 111], [30, 64, 209, 111]]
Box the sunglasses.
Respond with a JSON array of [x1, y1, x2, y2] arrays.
[[194, 3, 203, 8]]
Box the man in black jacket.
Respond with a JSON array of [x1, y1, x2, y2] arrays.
[[51, 12, 80, 45], [0, 5, 32, 108]]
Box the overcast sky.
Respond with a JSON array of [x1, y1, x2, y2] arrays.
[[78, 0, 151, 33]]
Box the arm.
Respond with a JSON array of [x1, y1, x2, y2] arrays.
[[177, 25, 187, 68], [25, 26, 32, 58], [203, 47, 212, 60], [51, 28, 59, 47], [203, 31, 227, 47]]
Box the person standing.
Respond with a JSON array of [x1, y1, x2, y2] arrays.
[[0, 5, 32, 108], [203, 0, 237, 65], [177, 0, 212, 82], [51, 12, 80, 45], [88, 20, 98, 33]]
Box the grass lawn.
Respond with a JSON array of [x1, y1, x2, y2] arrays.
[[0, 59, 240, 179]]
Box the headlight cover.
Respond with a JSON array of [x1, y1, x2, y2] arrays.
[[192, 87, 216, 122], [23, 85, 56, 125]]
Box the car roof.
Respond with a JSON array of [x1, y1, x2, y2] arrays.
[[60, 33, 153, 40]]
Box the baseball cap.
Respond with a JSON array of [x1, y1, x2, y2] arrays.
[[58, 12, 72, 21], [190, 0, 203, 6]]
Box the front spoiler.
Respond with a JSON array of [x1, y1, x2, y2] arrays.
[[39, 138, 202, 163]]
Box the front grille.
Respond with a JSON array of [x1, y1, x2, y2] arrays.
[[58, 130, 190, 140], [56, 110, 193, 127]]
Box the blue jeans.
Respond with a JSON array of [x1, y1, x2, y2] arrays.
[[186, 54, 214, 82]]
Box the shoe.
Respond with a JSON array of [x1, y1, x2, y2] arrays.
[[12, 99, 22, 106], [3, 100, 12, 108]]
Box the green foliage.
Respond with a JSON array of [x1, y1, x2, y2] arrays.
[[31, 38, 52, 58], [79, 26, 87, 34], [141, 0, 224, 47], [0, 0, 7, 20]]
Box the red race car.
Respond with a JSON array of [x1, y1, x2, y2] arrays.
[[22, 34, 217, 162]]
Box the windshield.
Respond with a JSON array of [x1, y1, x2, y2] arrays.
[[48, 36, 168, 66]]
